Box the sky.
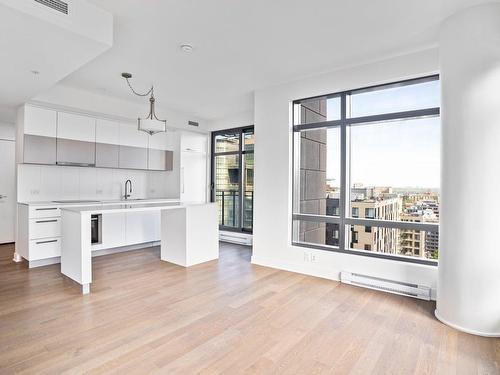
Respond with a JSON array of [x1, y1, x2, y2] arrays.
[[325, 80, 441, 189]]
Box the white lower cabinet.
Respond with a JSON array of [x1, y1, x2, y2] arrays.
[[125, 211, 161, 244], [28, 238, 61, 261], [29, 217, 61, 239], [100, 212, 126, 249], [18, 202, 164, 266]]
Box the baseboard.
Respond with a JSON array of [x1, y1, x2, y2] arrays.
[[435, 310, 500, 337]]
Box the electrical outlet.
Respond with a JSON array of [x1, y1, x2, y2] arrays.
[[303, 252, 316, 262]]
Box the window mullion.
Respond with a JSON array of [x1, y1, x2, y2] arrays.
[[339, 93, 348, 252]]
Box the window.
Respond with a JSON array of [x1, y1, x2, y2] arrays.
[[292, 76, 440, 264], [211, 126, 254, 232]]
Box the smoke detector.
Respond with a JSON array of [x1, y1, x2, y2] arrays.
[[180, 44, 194, 53]]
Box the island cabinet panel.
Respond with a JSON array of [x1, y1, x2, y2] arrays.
[[125, 211, 161, 244], [100, 212, 126, 249]]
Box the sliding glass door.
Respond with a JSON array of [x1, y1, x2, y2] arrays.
[[211, 126, 254, 233]]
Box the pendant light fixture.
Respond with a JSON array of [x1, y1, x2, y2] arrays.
[[121, 72, 166, 135]]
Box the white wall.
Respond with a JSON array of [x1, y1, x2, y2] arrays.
[[252, 48, 440, 297], [0, 122, 15, 141], [206, 110, 254, 132]]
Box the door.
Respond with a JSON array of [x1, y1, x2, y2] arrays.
[[211, 126, 254, 232], [0, 139, 16, 243]]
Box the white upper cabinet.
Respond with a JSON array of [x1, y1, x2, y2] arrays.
[[24, 106, 57, 137], [96, 119, 120, 145], [57, 112, 96, 142], [180, 131, 208, 153], [149, 131, 176, 150], [119, 124, 148, 148]]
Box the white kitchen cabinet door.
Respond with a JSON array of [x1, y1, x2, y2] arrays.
[[101, 213, 126, 249], [24, 106, 57, 137], [96, 119, 120, 145], [180, 131, 207, 153], [125, 211, 160, 244], [148, 132, 168, 150], [57, 112, 96, 142], [180, 151, 207, 202], [119, 124, 148, 148]]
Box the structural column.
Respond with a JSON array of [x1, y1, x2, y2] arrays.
[[437, 3, 500, 336]]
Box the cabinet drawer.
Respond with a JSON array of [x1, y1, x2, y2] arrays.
[[29, 206, 61, 219], [29, 238, 61, 260], [29, 218, 61, 239]]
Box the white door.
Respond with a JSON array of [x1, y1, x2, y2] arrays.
[[0, 139, 16, 243]]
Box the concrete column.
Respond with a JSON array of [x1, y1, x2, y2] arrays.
[[437, 3, 500, 337]]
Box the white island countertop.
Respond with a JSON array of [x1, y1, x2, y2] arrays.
[[61, 201, 208, 214]]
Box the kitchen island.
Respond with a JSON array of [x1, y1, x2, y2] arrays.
[[60, 201, 218, 294]]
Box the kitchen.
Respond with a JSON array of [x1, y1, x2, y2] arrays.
[[14, 103, 218, 292]]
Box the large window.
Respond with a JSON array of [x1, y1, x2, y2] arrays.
[[292, 76, 440, 264], [211, 126, 254, 232]]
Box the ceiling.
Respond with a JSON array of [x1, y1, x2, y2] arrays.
[[0, 0, 112, 123], [52, 0, 500, 120]]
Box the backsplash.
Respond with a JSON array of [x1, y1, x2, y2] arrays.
[[17, 163, 179, 202]]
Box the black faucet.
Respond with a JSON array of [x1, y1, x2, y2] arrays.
[[124, 179, 132, 200]]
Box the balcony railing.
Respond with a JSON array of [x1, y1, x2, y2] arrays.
[[215, 190, 254, 230]]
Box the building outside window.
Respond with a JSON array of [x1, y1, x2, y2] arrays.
[[211, 126, 254, 232], [291, 75, 440, 264]]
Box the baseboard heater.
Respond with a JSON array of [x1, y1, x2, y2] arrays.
[[340, 271, 431, 301], [219, 232, 252, 246]]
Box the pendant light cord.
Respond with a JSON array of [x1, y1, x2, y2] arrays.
[[125, 77, 154, 97]]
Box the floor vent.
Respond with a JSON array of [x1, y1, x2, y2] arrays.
[[34, 0, 69, 15], [340, 271, 431, 300]]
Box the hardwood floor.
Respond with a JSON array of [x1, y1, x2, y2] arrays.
[[0, 242, 498, 375]]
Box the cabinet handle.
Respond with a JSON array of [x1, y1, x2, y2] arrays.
[[181, 167, 185, 194], [36, 239, 58, 245], [35, 219, 58, 224], [36, 208, 58, 211]]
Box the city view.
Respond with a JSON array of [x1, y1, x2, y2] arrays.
[[294, 78, 440, 261], [325, 183, 439, 260]]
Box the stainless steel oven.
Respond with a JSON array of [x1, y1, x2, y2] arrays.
[[91, 214, 101, 245]]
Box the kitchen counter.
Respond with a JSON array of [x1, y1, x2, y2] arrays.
[[18, 198, 180, 206]]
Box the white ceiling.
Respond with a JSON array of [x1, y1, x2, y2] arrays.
[[0, 0, 111, 123], [56, 0, 500, 120]]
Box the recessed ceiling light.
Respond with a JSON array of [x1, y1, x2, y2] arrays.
[[180, 44, 193, 53]]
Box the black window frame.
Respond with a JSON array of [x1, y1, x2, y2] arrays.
[[211, 125, 254, 233], [291, 75, 440, 265]]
